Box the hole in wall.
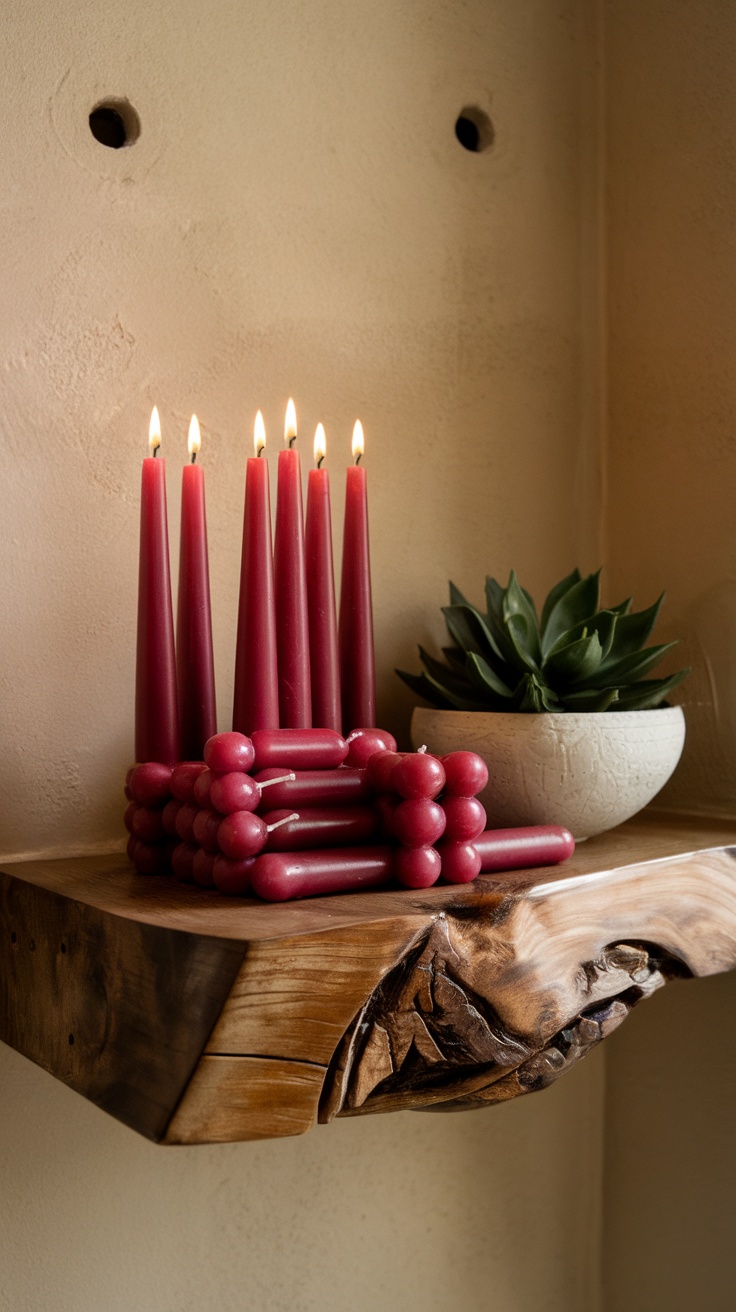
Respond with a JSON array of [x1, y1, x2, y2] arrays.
[[10, 932, 16, 944], [455, 106, 494, 154], [89, 99, 141, 149], [68, 1034, 75, 1046]]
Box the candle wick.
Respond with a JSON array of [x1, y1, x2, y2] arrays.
[[190, 451, 197, 465], [257, 446, 265, 458], [152, 445, 160, 458], [354, 452, 362, 466], [288, 435, 297, 449], [317, 454, 325, 469]]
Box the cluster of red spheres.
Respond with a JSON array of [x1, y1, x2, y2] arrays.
[[366, 747, 488, 888]]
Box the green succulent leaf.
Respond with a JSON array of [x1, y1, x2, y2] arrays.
[[449, 580, 471, 607], [442, 646, 468, 673], [540, 568, 582, 634], [541, 570, 602, 656], [396, 667, 490, 712], [442, 604, 497, 662], [396, 669, 455, 710], [503, 570, 541, 662], [511, 673, 562, 712], [609, 596, 633, 617], [600, 594, 665, 663], [465, 651, 515, 700], [484, 576, 506, 624], [586, 640, 680, 688], [417, 646, 480, 699], [546, 609, 619, 663], [544, 631, 604, 687], [561, 687, 620, 712], [608, 668, 690, 712]]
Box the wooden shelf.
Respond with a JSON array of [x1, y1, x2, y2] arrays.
[[2, 812, 736, 1144]]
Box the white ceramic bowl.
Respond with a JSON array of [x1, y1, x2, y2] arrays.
[[411, 705, 686, 840]]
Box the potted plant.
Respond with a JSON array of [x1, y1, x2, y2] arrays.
[[397, 569, 689, 839]]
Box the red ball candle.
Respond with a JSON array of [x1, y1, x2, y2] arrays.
[[233, 413, 280, 734], [135, 407, 179, 764], [273, 400, 312, 727], [305, 424, 341, 731], [339, 421, 376, 733], [176, 416, 217, 759]]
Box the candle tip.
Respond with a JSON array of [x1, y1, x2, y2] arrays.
[[188, 414, 201, 461], [284, 398, 297, 447], [148, 406, 161, 455], [352, 419, 364, 464], [314, 423, 326, 468], [254, 410, 266, 457]]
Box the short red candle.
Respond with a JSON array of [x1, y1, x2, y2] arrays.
[[339, 421, 376, 732], [305, 424, 341, 731], [273, 400, 312, 727], [135, 408, 179, 763], [176, 416, 217, 759], [233, 412, 280, 734]]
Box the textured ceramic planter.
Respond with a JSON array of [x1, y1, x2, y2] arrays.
[[411, 705, 686, 840]]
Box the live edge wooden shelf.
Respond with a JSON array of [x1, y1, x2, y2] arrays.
[[2, 813, 736, 1146]]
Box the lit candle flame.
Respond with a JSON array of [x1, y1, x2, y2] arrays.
[[148, 406, 161, 455], [352, 420, 364, 464], [254, 410, 266, 457], [188, 414, 201, 460], [314, 423, 326, 467], [284, 398, 297, 447]]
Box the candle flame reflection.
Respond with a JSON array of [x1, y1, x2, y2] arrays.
[[254, 410, 266, 457], [314, 423, 326, 468], [284, 398, 297, 447], [188, 414, 201, 460], [148, 406, 161, 455], [352, 420, 364, 464]]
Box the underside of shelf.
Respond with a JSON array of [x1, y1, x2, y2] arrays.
[[2, 812, 736, 1144]]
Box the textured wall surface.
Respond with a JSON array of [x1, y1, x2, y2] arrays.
[[605, 0, 736, 817], [603, 5, 736, 1307], [0, 3, 607, 1312]]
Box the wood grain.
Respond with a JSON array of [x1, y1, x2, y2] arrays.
[[164, 1056, 326, 1143], [1, 813, 736, 1144]]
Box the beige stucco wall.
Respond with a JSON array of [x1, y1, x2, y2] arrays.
[[603, 3, 736, 1308], [0, 2, 607, 1311]]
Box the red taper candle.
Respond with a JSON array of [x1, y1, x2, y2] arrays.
[[273, 399, 312, 727], [233, 412, 279, 733], [305, 423, 341, 731], [176, 415, 217, 758], [339, 420, 376, 731], [135, 407, 179, 763]]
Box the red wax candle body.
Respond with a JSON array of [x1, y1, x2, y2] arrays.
[[233, 456, 279, 734], [176, 461, 217, 758], [254, 767, 371, 809], [251, 728, 348, 771], [339, 462, 376, 733], [135, 456, 179, 763], [474, 826, 575, 872], [251, 846, 393, 901], [305, 466, 341, 731], [262, 806, 379, 850], [274, 448, 312, 727]]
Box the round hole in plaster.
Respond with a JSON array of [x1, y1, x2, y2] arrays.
[[454, 106, 494, 154], [88, 99, 141, 149]]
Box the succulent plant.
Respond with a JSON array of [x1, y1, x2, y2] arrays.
[[397, 568, 689, 713]]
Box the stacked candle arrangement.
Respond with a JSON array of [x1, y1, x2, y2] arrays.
[[127, 401, 575, 899], [125, 728, 575, 899]]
